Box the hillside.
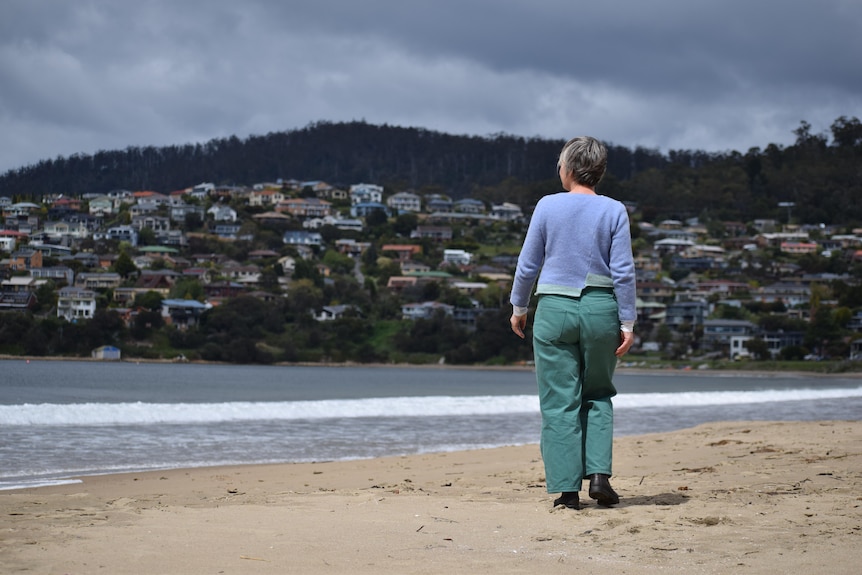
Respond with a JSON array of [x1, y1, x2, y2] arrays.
[[1, 117, 861, 225]]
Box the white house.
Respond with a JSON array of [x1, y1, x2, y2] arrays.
[[349, 183, 383, 205], [102, 225, 139, 246], [43, 221, 90, 240], [387, 191, 422, 213], [454, 198, 485, 214], [0, 236, 16, 252], [490, 202, 523, 222], [208, 204, 238, 222], [190, 182, 215, 199], [57, 287, 97, 321], [88, 195, 114, 216], [283, 231, 323, 246], [443, 249, 472, 266]]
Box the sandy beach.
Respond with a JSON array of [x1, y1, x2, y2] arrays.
[[1, 420, 860, 574]]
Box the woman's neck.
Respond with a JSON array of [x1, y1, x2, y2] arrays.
[[566, 183, 596, 195]]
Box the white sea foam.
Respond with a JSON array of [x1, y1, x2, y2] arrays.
[[2, 387, 861, 426], [0, 478, 83, 491]]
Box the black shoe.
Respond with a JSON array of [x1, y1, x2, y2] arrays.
[[553, 492, 579, 509], [588, 474, 620, 506]]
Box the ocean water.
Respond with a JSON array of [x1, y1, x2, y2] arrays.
[[1, 360, 861, 490]]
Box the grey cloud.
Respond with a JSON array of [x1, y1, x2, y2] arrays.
[[0, 0, 859, 174]]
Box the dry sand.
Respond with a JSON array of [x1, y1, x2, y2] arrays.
[[2, 420, 860, 574]]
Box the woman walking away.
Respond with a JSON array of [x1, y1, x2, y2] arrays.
[[509, 136, 636, 510]]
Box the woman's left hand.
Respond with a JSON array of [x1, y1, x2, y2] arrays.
[[510, 313, 526, 339], [615, 331, 634, 357]]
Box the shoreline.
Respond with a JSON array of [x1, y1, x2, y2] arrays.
[[3, 354, 861, 378], [2, 420, 859, 574]]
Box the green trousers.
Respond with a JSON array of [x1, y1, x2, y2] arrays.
[[532, 290, 619, 493]]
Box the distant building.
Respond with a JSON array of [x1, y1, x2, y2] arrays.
[[425, 194, 453, 213], [454, 198, 485, 214], [160, 299, 211, 329], [443, 249, 472, 266], [283, 231, 323, 246], [102, 225, 139, 246], [57, 287, 97, 321], [349, 183, 383, 205], [401, 301, 454, 320], [92, 345, 121, 361], [411, 225, 452, 242], [387, 191, 422, 213], [490, 202, 523, 222]]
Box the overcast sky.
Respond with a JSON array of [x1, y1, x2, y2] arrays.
[[1, 0, 860, 175]]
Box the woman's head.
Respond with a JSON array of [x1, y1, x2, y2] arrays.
[[557, 136, 607, 188]]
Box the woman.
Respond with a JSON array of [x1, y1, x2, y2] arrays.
[[509, 136, 636, 510]]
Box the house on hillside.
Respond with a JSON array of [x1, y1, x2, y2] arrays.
[[314, 304, 360, 321], [704, 319, 758, 354], [1, 276, 41, 292], [454, 198, 485, 214], [160, 299, 211, 329], [490, 202, 523, 222], [387, 191, 422, 213], [9, 249, 43, 271], [170, 203, 205, 223], [411, 225, 452, 242], [30, 266, 75, 286], [349, 183, 383, 205], [401, 301, 454, 320], [208, 204, 238, 222], [381, 244, 422, 262], [425, 194, 453, 212], [101, 225, 139, 246], [249, 189, 286, 207], [276, 197, 333, 218], [213, 223, 242, 239], [57, 287, 96, 321], [283, 230, 323, 246], [0, 289, 37, 311], [76, 273, 122, 290], [443, 249, 472, 266], [88, 196, 114, 216]]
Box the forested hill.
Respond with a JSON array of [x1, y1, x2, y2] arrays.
[[1, 117, 861, 224], [0, 121, 666, 197]]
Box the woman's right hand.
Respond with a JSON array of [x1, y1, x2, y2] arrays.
[[510, 313, 526, 339]]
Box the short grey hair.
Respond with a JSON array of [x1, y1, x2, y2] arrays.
[[557, 136, 608, 188]]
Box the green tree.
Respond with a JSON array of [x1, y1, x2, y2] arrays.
[[321, 249, 354, 275], [656, 324, 673, 351], [365, 208, 389, 230], [136, 290, 164, 311], [131, 310, 163, 340], [138, 227, 156, 246], [392, 213, 418, 236], [114, 251, 138, 279], [744, 337, 771, 360], [32, 281, 58, 313], [170, 278, 204, 301]]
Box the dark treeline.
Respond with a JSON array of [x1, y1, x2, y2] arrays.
[[0, 121, 664, 197], [1, 117, 861, 224]]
